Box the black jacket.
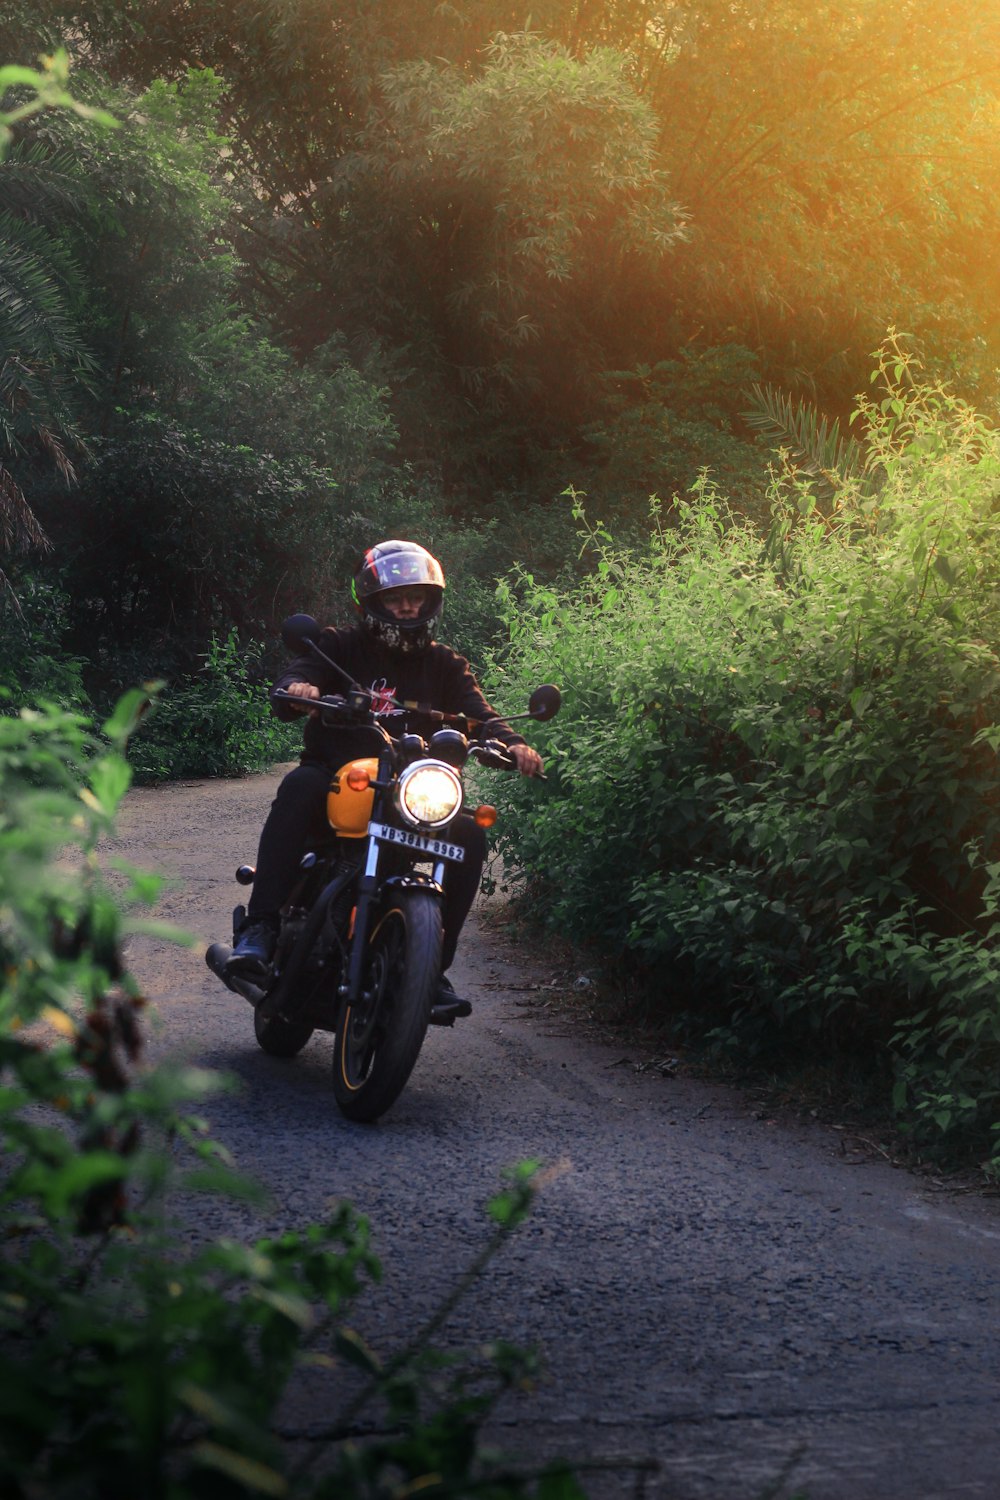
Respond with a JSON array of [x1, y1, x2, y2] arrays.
[[271, 625, 526, 768]]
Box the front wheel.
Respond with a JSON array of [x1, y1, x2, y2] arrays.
[[333, 891, 441, 1122]]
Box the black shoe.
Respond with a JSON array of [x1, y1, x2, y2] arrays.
[[226, 918, 277, 976], [430, 975, 472, 1026]]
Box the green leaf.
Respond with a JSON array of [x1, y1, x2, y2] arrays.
[[102, 687, 161, 748], [86, 755, 132, 815], [538, 1464, 590, 1498], [26, 1151, 128, 1217], [335, 1326, 382, 1374], [487, 1159, 542, 1227], [192, 1442, 288, 1496]]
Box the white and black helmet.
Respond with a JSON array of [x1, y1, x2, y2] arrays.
[[351, 539, 445, 654]]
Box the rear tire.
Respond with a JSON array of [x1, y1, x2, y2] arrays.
[[333, 891, 441, 1122], [253, 1002, 314, 1059]]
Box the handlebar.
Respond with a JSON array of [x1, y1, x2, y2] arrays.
[[273, 689, 544, 776], [274, 689, 504, 745], [274, 687, 468, 730], [273, 688, 344, 711]]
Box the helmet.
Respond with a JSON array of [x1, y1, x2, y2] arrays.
[[351, 539, 445, 654]]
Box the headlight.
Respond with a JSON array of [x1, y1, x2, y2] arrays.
[[396, 759, 463, 828]]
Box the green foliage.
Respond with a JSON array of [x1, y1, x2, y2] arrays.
[[0, 692, 589, 1498], [741, 382, 869, 509], [126, 629, 300, 782], [581, 347, 772, 527], [10, 4, 1000, 742], [0, 181, 92, 480], [39, 65, 239, 424], [43, 414, 348, 670], [303, 30, 688, 448], [0, 51, 113, 576], [0, 46, 115, 149], [0, 571, 88, 710], [643, 1, 1000, 408], [172, 327, 399, 482], [488, 357, 1000, 1171]]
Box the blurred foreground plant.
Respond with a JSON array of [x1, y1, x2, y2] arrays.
[[0, 691, 598, 1498]]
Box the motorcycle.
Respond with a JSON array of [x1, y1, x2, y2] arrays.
[[206, 613, 560, 1122]]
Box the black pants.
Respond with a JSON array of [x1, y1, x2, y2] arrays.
[[247, 762, 486, 972]]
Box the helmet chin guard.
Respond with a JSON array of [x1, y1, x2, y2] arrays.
[[359, 611, 438, 655], [352, 539, 444, 654]]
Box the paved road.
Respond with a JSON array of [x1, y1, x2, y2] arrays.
[[113, 770, 1000, 1500]]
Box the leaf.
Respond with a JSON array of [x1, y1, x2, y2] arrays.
[[741, 383, 871, 501], [122, 918, 196, 946], [41, 1005, 76, 1038], [932, 552, 958, 586], [487, 1159, 542, 1227], [87, 755, 132, 815], [31, 1151, 128, 1217], [538, 1464, 590, 1498], [335, 1326, 382, 1374], [191, 1442, 288, 1497], [102, 687, 162, 748]]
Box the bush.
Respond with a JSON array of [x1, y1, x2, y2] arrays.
[[0, 692, 590, 1498], [486, 358, 1000, 1171], [126, 627, 300, 782], [0, 571, 88, 711]]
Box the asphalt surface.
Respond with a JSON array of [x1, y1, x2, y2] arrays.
[[111, 768, 1000, 1500]]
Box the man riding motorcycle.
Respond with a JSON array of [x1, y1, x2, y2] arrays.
[[225, 540, 543, 1003]]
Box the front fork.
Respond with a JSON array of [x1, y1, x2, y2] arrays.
[[340, 836, 447, 1009]]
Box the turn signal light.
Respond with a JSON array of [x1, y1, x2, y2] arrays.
[[474, 804, 498, 828], [346, 766, 372, 791]]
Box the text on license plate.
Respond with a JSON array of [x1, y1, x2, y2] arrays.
[[370, 822, 465, 862]]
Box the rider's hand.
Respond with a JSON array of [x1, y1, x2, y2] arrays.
[[285, 681, 321, 715], [508, 743, 544, 778]]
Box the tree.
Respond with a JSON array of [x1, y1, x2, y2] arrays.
[[287, 32, 688, 479], [0, 51, 116, 592], [631, 0, 1000, 405]]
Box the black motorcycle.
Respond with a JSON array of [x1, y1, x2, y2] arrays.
[[206, 614, 559, 1122]]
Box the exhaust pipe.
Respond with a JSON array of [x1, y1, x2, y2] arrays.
[[205, 942, 265, 1007]]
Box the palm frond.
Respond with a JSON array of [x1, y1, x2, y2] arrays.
[[0, 206, 93, 474], [0, 461, 51, 555], [742, 382, 874, 502], [0, 211, 90, 364], [0, 140, 91, 220]]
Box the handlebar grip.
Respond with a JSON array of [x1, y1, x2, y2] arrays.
[[273, 689, 312, 714], [273, 688, 346, 714], [474, 740, 516, 770]]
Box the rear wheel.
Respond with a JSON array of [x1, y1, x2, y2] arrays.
[[333, 891, 441, 1122], [253, 1002, 314, 1059]]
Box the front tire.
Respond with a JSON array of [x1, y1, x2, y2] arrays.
[[333, 891, 441, 1122]]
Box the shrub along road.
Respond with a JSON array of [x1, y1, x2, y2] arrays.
[[113, 768, 1000, 1500]]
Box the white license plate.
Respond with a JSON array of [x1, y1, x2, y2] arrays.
[[369, 822, 465, 862]]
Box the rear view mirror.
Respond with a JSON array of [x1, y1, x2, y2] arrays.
[[281, 613, 320, 654], [528, 684, 561, 723]]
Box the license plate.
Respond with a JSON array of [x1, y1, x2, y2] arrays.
[[369, 822, 465, 862]]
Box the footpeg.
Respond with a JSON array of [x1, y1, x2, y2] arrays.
[[429, 997, 473, 1027]]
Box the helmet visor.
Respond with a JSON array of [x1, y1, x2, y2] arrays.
[[357, 545, 445, 599]]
